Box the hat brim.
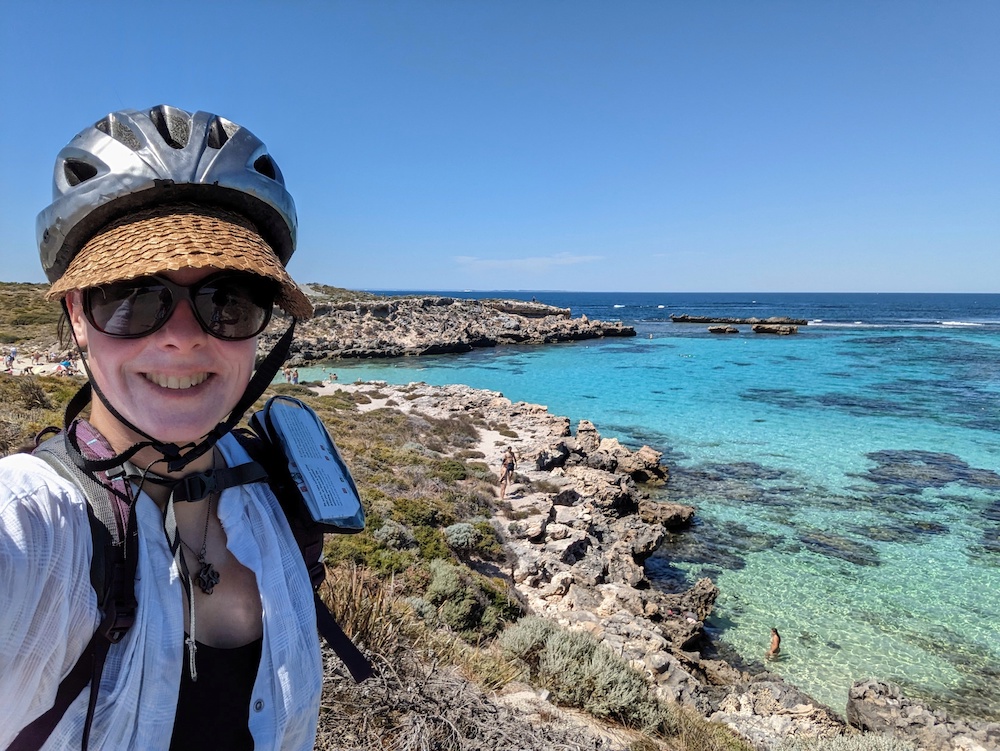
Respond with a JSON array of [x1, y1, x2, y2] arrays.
[[46, 204, 313, 320]]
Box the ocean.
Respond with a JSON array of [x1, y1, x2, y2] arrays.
[[298, 292, 1000, 720]]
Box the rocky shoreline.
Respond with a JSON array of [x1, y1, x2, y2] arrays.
[[316, 381, 999, 751], [671, 314, 809, 326], [266, 293, 635, 363]]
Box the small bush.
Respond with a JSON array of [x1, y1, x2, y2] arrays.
[[429, 458, 468, 482], [372, 519, 417, 549], [412, 526, 451, 561], [425, 559, 520, 638], [19, 379, 51, 410], [500, 617, 678, 733], [269, 383, 316, 397], [532, 479, 563, 494], [775, 734, 918, 751], [444, 522, 479, 551], [472, 521, 505, 560], [493, 422, 518, 438]]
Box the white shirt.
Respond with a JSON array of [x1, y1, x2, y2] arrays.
[[0, 434, 322, 750]]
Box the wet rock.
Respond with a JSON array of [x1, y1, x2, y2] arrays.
[[639, 500, 695, 530], [752, 324, 799, 335]]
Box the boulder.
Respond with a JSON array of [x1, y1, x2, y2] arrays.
[[639, 500, 695, 530], [752, 324, 798, 335]]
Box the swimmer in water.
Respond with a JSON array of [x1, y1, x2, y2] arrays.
[[767, 627, 781, 660]]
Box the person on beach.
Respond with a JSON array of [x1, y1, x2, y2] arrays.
[[498, 446, 517, 499], [1, 105, 322, 750], [767, 627, 781, 659]]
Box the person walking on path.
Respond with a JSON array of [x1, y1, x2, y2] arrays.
[[498, 446, 517, 500], [1, 105, 322, 750]]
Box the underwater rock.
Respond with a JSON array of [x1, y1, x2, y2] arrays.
[[799, 529, 880, 567], [861, 450, 1000, 491]]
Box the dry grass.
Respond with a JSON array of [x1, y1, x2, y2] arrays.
[[315, 565, 752, 751]]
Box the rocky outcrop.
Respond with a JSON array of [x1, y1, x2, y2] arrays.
[[672, 314, 808, 325], [709, 325, 740, 334], [752, 324, 799, 335], [847, 680, 1000, 751], [268, 295, 635, 363]]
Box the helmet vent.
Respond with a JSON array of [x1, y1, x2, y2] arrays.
[[95, 116, 142, 151], [253, 154, 277, 180], [63, 159, 98, 187], [149, 106, 190, 149], [207, 117, 230, 149]]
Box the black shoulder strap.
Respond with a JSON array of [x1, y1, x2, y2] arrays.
[[10, 431, 137, 751], [233, 430, 373, 683]]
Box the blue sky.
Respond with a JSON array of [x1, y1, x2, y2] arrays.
[[2, 1, 997, 293]]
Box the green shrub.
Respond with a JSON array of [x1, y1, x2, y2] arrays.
[[269, 383, 315, 397], [323, 530, 417, 576], [499, 616, 678, 733], [775, 734, 918, 751], [372, 519, 416, 549], [412, 526, 451, 560], [430, 458, 468, 482], [444, 522, 479, 551], [532, 479, 563, 494], [424, 559, 520, 639], [391, 496, 453, 528]]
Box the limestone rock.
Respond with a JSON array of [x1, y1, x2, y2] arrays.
[[847, 680, 1000, 751], [277, 294, 636, 363], [639, 500, 695, 530]]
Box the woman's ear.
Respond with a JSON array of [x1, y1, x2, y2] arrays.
[[64, 291, 90, 350]]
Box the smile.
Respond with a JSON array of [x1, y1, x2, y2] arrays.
[[143, 372, 210, 390]]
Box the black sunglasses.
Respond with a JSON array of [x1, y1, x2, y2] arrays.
[[83, 273, 277, 341]]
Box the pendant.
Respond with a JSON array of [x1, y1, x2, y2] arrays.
[[195, 554, 221, 595]]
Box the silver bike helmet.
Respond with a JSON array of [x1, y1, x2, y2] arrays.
[[37, 104, 298, 285]]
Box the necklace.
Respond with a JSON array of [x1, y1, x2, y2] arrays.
[[178, 492, 221, 595]]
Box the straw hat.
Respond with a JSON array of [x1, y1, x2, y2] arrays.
[[46, 203, 313, 320]]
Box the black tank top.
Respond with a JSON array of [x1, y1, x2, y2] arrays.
[[170, 637, 263, 751]]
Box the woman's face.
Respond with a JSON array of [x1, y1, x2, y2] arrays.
[[66, 267, 259, 457]]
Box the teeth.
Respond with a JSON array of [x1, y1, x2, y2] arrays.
[[145, 373, 209, 390]]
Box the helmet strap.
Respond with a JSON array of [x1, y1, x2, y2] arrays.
[[61, 306, 297, 474]]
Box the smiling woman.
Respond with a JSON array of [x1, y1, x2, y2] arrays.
[[0, 105, 326, 751]]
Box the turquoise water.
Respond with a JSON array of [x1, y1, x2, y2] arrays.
[[297, 293, 1000, 719]]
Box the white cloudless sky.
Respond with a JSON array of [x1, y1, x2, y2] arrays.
[[1, 0, 997, 292]]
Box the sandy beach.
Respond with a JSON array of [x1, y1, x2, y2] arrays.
[[3, 349, 81, 378]]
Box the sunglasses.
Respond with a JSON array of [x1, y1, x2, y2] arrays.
[[83, 273, 277, 341]]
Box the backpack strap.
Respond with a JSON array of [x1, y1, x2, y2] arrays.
[[10, 426, 137, 751], [233, 430, 373, 683]]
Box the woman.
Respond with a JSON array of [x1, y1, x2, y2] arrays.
[[1, 106, 321, 750], [498, 446, 517, 500], [767, 627, 782, 660]]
